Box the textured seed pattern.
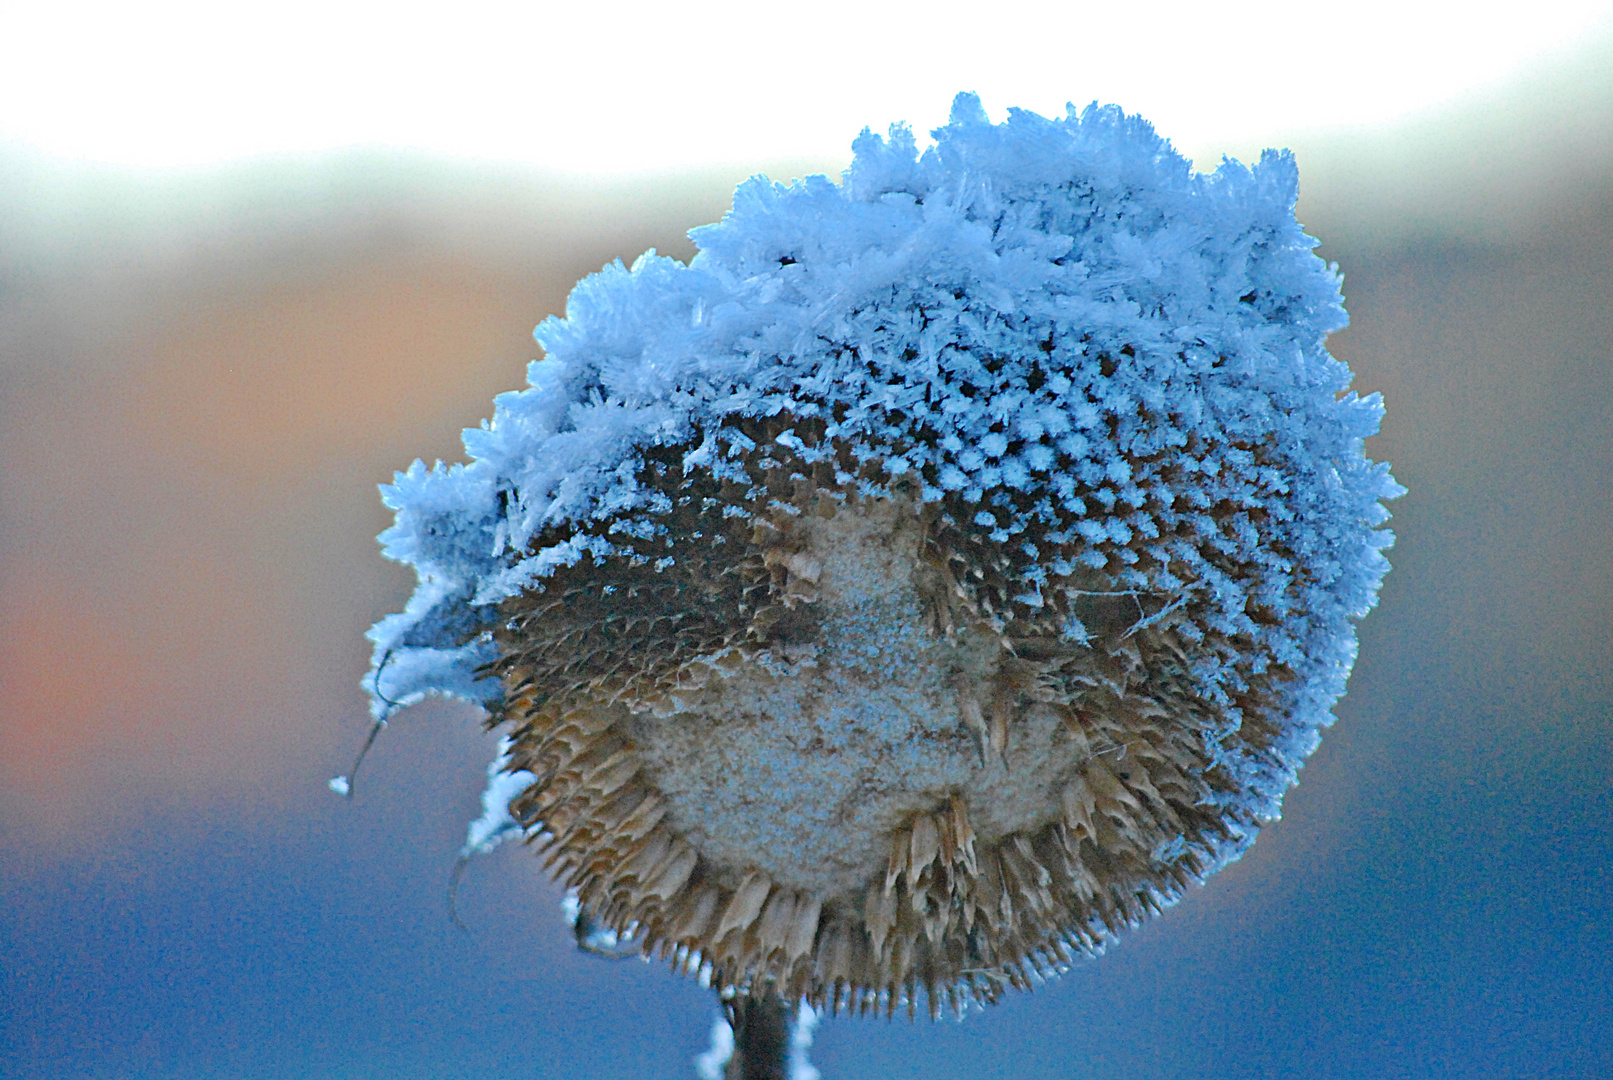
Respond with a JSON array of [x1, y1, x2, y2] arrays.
[[363, 102, 1397, 1020], [492, 415, 1281, 1016]]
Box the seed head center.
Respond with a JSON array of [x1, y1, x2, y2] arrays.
[[626, 500, 1079, 901]]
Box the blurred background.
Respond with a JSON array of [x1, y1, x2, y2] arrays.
[[2, 3, 1610, 1078]]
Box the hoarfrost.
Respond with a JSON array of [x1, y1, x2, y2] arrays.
[[363, 91, 1400, 873], [789, 1004, 822, 1080], [693, 1015, 735, 1080], [692, 1002, 820, 1080], [459, 737, 535, 857]]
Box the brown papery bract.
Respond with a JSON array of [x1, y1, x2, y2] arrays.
[[495, 415, 1287, 1017]]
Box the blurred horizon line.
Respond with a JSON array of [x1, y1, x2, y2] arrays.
[[3, 23, 1611, 278]]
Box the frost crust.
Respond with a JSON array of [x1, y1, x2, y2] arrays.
[[364, 94, 1399, 858]]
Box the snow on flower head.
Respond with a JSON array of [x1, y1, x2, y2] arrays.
[[363, 93, 1399, 1016]]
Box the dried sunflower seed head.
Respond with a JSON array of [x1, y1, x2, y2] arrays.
[[362, 93, 1400, 1018]]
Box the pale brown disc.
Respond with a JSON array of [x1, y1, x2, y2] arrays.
[[493, 418, 1289, 1017]]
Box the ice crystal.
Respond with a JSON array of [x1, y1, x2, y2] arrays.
[[360, 93, 1399, 1011]]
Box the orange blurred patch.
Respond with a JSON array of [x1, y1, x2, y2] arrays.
[[0, 544, 301, 834], [0, 575, 159, 798], [120, 257, 544, 483]]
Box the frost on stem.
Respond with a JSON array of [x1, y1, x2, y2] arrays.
[[359, 93, 1400, 1018], [697, 996, 820, 1080]]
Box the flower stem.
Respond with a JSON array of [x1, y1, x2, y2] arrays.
[[723, 988, 791, 1080]]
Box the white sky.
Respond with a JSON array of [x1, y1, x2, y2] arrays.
[[1, 0, 1609, 175]]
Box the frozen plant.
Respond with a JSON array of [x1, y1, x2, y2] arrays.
[[347, 92, 1399, 1066]]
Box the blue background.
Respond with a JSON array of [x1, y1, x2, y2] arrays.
[[3, 70, 1610, 1080]]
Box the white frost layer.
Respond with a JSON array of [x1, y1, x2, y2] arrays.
[[789, 1004, 822, 1080], [691, 1003, 819, 1080], [460, 737, 535, 857], [365, 91, 1400, 855], [693, 1015, 734, 1080]]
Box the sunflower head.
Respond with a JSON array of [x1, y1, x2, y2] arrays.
[[364, 93, 1399, 1018]]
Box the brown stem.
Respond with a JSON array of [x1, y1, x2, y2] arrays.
[[723, 988, 792, 1080]]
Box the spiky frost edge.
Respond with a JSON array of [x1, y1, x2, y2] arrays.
[[364, 93, 1400, 909]]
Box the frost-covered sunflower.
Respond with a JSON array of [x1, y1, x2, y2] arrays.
[[357, 93, 1398, 1020]]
